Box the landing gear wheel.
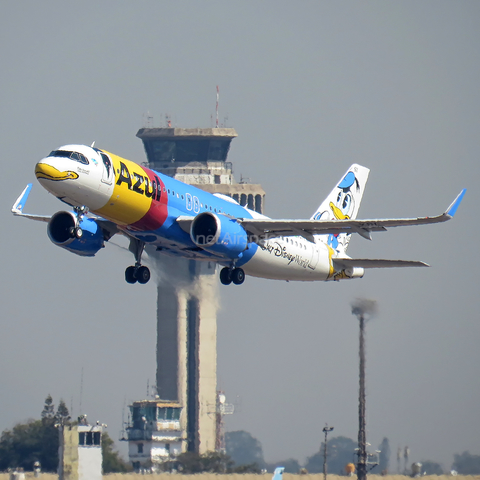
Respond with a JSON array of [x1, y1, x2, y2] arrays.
[[232, 268, 245, 285], [136, 266, 151, 284], [220, 267, 232, 285], [125, 266, 137, 284], [69, 226, 83, 239]]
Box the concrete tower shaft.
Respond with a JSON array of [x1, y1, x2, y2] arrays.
[[132, 126, 264, 463]]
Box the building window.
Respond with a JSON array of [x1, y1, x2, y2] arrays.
[[138, 443, 144, 454]]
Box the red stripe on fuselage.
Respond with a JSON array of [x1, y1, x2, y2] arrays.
[[128, 168, 168, 232]]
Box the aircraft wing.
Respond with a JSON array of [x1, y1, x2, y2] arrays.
[[12, 184, 120, 240], [239, 189, 466, 242], [11, 184, 51, 222]]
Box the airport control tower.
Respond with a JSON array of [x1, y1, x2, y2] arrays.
[[137, 127, 265, 212], [125, 127, 264, 468]]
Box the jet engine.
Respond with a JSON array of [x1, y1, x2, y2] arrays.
[[47, 211, 105, 257], [344, 267, 365, 278], [190, 212, 248, 258]]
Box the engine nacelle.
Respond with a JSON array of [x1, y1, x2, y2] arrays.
[[344, 267, 365, 279], [190, 212, 248, 258], [47, 211, 105, 257]]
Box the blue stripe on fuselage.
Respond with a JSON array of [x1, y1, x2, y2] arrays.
[[129, 169, 257, 263]]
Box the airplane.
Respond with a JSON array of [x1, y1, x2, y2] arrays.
[[11, 144, 466, 285]]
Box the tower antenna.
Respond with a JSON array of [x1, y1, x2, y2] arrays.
[[79, 366, 84, 415], [216, 85, 219, 128]]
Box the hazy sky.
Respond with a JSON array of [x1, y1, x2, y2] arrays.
[[1, 0, 479, 470]]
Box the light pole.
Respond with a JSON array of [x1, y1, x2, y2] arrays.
[[351, 299, 377, 480], [323, 424, 334, 480]]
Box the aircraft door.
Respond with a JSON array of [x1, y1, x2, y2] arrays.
[[100, 153, 113, 185], [308, 241, 319, 270]]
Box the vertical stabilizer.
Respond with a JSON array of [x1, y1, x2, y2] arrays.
[[311, 164, 370, 253]]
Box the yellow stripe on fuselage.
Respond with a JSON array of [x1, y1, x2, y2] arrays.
[[96, 151, 153, 226]]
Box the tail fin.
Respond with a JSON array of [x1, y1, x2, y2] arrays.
[[311, 164, 370, 253]]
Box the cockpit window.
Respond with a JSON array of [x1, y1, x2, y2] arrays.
[[49, 150, 89, 165]]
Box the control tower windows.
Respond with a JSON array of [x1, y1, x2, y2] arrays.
[[208, 140, 230, 161], [78, 431, 101, 446], [152, 141, 175, 163], [157, 407, 181, 421], [255, 194, 263, 213], [146, 139, 231, 164]]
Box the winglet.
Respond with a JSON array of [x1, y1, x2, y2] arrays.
[[12, 183, 33, 215], [11, 184, 51, 222], [446, 188, 466, 218], [272, 467, 285, 480]]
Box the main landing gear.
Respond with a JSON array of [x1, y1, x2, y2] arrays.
[[220, 266, 245, 286], [125, 239, 151, 284]]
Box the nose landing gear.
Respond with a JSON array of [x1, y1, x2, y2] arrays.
[[220, 266, 245, 285], [125, 238, 151, 284], [69, 206, 89, 239]]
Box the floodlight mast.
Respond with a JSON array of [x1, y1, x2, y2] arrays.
[[323, 424, 334, 480], [357, 309, 367, 480], [351, 299, 377, 480]]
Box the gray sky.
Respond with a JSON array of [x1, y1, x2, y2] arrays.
[[1, 0, 479, 470]]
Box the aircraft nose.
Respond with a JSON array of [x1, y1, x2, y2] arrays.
[[35, 158, 79, 182]]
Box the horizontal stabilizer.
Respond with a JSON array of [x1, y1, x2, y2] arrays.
[[333, 258, 429, 269]]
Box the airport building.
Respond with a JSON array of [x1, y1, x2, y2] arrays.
[[124, 127, 263, 470], [58, 416, 104, 480]]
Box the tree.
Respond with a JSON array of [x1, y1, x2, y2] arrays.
[[452, 451, 480, 474], [0, 418, 58, 472], [41, 395, 55, 423], [420, 460, 444, 475], [55, 399, 71, 425], [225, 430, 265, 468], [102, 432, 132, 473], [173, 451, 234, 473], [266, 458, 301, 473], [0, 395, 129, 473], [305, 436, 357, 475], [378, 437, 391, 473]]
